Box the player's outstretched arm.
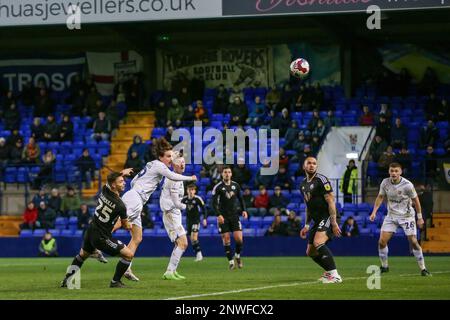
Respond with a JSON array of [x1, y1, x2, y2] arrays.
[[159, 164, 197, 182], [370, 195, 384, 221], [412, 196, 424, 229], [300, 208, 310, 239], [120, 168, 134, 177]]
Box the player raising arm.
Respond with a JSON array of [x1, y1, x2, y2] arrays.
[[370, 162, 431, 276]]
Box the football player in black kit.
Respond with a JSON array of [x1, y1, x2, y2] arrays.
[[182, 184, 208, 262], [299, 157, 343, 283], [211, 166, 248, 270], [61, 169, 135, 288]]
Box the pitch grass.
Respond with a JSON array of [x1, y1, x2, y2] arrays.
[[0, 257, 449, 300]]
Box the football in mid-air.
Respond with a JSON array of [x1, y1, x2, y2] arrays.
[[290, 58, 310, 79]]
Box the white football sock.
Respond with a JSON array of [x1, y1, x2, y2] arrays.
[[412, 248, 426, 270], [167, 247, 185, 272], [379, 246, 389, 268], [328, 269, 339, 277]]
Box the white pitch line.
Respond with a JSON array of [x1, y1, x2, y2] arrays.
[[164, 271, 450, 300]]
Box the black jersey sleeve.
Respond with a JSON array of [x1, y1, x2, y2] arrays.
[[196, 196, 208, 218], [118, 203, 128, 220], [181, 196, 188, 205], [211, 182, 221, 216], [318, 174, 333, 194]]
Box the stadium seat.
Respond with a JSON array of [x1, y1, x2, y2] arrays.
[[33, 229, 46, 237], [20, 230, 33, 238]]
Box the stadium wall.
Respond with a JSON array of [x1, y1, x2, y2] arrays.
[[0, 236, 422, 258]]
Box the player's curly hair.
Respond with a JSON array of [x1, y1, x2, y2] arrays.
[[152, 137, 173, 158]]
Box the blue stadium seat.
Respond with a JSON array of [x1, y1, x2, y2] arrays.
[[20, 230, 33, 238], [33, 229, 46, 237]]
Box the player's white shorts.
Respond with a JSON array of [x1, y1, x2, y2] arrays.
[[121, 189, 143, 229], [163, 210, 186, 243], [381, 215, 417, 236]]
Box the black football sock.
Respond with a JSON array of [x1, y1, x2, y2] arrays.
[[235, 241, 243, 258], [112, 258, 132, 282], [65, 255, 85, 278], [192, 240, 201, 254], [224, 244, 233, 261], [311, 255, 328, 270], [316, 244, 337, 271]]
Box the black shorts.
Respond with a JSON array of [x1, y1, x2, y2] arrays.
[[187, 219, 200, 234], [82, 226, 125, 257], [218, 216, 242, 234], [308, 217, 335, 245]]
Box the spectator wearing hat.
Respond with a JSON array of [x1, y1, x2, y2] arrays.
[[61, 187, 81, 217], [269, 186, 289, 215], [166, 98, 185, 127], [58, 114, 74, 141], [36, 201, 56, 230], [127, 135, 147, 160], [38, 232, 58, 257], [9, 139, 24, 165], [43, 114, 59, 141]]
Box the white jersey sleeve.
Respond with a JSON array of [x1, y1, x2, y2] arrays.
[[378, 179, 388, 196], [160, 179, 186, 212], [406, 183, 418, 199]]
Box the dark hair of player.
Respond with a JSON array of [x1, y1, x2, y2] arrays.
[[389, 162, 402, 169], [187, 183, 197, 190], [107, 172, 123, 186], [152, 137, 173, 158], [222, 165, 232, 172]]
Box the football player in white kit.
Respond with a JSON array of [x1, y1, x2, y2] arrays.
[[370, 162, 431, 276], [161, 151, 189, 280], [120, 138, 197, 281]]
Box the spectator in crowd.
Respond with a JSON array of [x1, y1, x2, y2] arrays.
[[425, 93, 441, 120], [36, 201, 56, 229], [22, 137, 41, 164], [127, 74, 144, 111], [165, 126, 176, 146], [252, 185, 270, 216], [232, 159, 251, 187], [124, 150, 145, 174], [72, 89, 88, 116], [140, 205, 155, 230], [378, 103, 392, 122], [0, 137, 9, 168], [228, 85, 244, 104], [31, 117, 44, 141], [340, 159, 358, 204], [48, 188, 63, 217], [77, 204, 92, 232], [38, 232, 58, 257], [9, 139, 24, 165], [3, 102, 20, 130], [92, 111, 111, 141], [269, 186, 288, 215], [166, 98, 185, 127], [178, 86, 192, 107], [375, 115, 391, 143], [286, 211, 301, 236], [32, 188, 49, 208], [207, 163, 224, 190], [391, 118, 408, 149], [284, 120, 300, 150], [293, 132, 307, 157], [2, 90, 16, 111], [278, 148, 289, 169], [273, 166, 292, 191], [194, 100, 209, 124], [341, 217, 360, 237], [420, 120, 439, 148], [43, 114, 59, 141], [266, 84, 281, 111], [370, 135, 388, 162], [417, 184, 433, 241], [312, 120, 326, 140], [247, 96, 266, 126], [61, 186, 81, 217], [154, 100, 168, 127], [359, 105, 374, 126], [276, 108, 291, 137], [20, 202, 38, 230], [311, 83, 324, 109], [35, 88, 54, 117], [265, 214, 287, 236], [394, 146, 412, 174], [307, 109, 322, 132], [86, 87, 102, 116], [242, 188, 256, 216], [293, 84, 309, 112], [279, 83, 295, 112], [254, 161, 275, 188], [58, 114, 74, 141], [183, 104, 196, 124], [420, 67, 440, 96], [7, 129, 23, 147], [228, 96, 248, 126], [310, 135, 321, 155], [76, 148, 96, 189], [436, 99, 449, 122], [425, 145, 438, 181], [378, 145, 396, 174], [296, 144, 313, 167], [106, 99, 120, 132], [127, 135, 147, 160], [323, 110, 340, 128], [214, 84, 230, 114], [32, 150, 55, 189]]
